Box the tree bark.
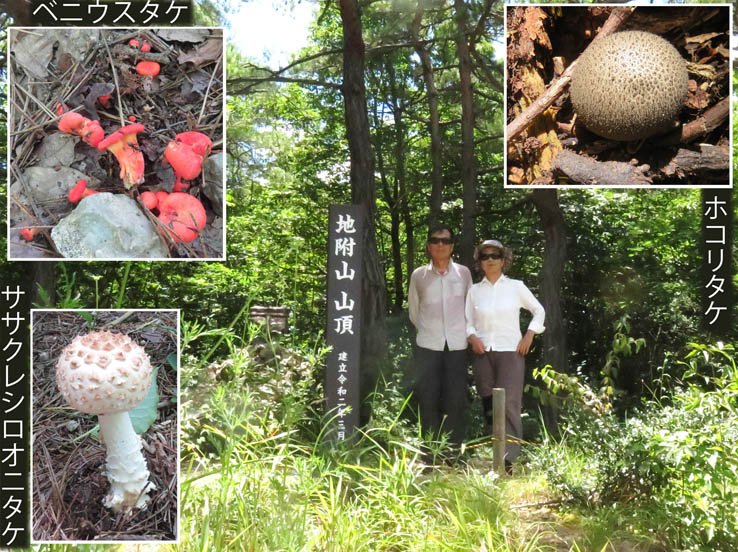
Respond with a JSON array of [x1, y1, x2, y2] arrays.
[[412, 1, 444, 228], [339, 0, 387, 423], [389, 63, 408, 314], [531, 189, 567, 430], [373, 100, 403, 314], [31, 261, 56, 307], [453, 0, 477, 268]]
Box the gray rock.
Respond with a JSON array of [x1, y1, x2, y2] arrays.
[[51, 193, 169, 259], [36, 133, 77, 168], [202, 152, 223, 216], [21, 166, 100, 205]]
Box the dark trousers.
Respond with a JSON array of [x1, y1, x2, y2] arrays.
[[414, 345, 467, 447], [472, 351, 525, 461]]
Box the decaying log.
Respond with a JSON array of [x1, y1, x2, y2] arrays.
[[552, 149, 652, 186], [661, 144, 730, 183]]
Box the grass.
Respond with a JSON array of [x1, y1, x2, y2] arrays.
[[34, 333, 734, 551]]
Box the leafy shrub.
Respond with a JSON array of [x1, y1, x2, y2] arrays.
[[528, 343, 738, 551]]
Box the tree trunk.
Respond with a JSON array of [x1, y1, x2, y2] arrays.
[[454, 0, 477, 268], [31, 261, 56, 307], [412, 1, 444, 228], [373, 101, 403, 314], [389, 63, 408, 313], [339, 0, 387, 423], [531, 189, 567, 430]]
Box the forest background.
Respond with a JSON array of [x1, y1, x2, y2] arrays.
[[0, 0, 737, 550]]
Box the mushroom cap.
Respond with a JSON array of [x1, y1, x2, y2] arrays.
[[175, 131, 212, 158], [58, 112, 86, 134], [136, 61, 160, 77], [141, 191, 158, 210], [58, 112, 104, 147], [570, 31, 688, 141], [20, 228, 40, 241], [69, 179, 88, 203], [164, 141, 203, 181], [56, 331, 153, 415], [157, 192, 206, 243], [97, 124, 145, 151]]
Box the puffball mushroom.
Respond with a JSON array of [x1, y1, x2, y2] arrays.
[[56, 331, 155, 513], [98, 124, 146, 189], [569, 31, 688, 141]]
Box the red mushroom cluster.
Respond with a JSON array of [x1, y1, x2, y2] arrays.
[[164, 132, 212, 192], [128, 38, 152, 53], [48, 46, 216, 253], [139, 190, 207, 244], [20, 228, 40, 241], [58, 112, 104, 147]]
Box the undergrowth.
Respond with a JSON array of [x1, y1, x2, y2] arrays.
[[527, 342, 738, 552]]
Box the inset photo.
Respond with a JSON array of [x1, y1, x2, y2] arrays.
[[31, 309, 179, 543], [505, 5, 731, 187], [8, 28, 224, 259]]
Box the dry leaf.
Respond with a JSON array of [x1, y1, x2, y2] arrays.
[[178, 38, 223, 66]]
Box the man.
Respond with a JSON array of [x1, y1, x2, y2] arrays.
[[408, 224, 472, 451]]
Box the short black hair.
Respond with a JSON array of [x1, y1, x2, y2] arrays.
[[427, 224, 455, 241]]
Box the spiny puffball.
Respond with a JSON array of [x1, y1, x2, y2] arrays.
[[570, 30, 688, 141]]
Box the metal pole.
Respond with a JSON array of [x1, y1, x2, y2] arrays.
[[492, 387, 506, 475]]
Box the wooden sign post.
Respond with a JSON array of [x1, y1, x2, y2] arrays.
[[326, 205, 364, 441]]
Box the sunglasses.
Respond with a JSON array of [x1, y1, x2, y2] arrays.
[[428, 237, 453, 245], [479, 252, 503, 261]]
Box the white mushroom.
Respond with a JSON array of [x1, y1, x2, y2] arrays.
[[56, 330, 156, 513]]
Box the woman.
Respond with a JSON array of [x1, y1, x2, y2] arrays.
[[465, 239, 545, 471]]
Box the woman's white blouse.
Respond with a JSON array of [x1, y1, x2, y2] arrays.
[[465, 274, 545, 351]]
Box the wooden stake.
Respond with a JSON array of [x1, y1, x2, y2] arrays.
[[493, 387, 506, 476]]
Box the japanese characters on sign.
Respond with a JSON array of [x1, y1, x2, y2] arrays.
[[701, 190, 734, 335], [1, 286, 30, 549], [326, 205, 364, 441], [30, 0, 192, 25]]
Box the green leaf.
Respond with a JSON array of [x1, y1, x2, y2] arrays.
[[168, 353, 178, 371], [130, 367, 159, 435]]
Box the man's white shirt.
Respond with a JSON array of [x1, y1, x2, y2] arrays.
[[408, 261, 472, 351]]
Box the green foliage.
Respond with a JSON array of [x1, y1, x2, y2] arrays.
[[129, 367, 159, 435], [600, 314, 646, 399], [528, 343, 738, 551]]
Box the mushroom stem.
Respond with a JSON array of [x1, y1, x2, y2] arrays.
[[98, 411, 155, 512]]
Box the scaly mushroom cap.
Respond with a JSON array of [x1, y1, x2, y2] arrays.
[[157, 192, 206, 243], [175, 131, 212, 158], [58, 112, 104, 147], [56, 331, 153, 415], [98, 124, 146, 188]]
